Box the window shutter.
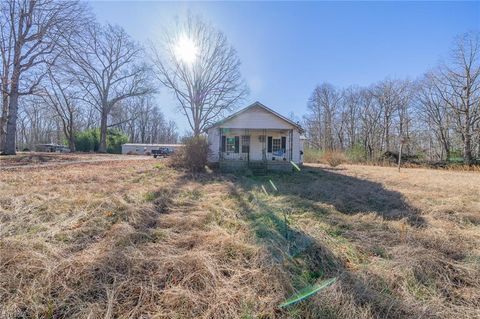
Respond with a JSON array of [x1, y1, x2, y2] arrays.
[[267, 136, 272, 153], [221, 136, 226, 152], [281, 136, 286, 151], [234, 136, 240, 153]]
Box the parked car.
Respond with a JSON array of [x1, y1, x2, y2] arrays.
[[152, 147, 173, 158]]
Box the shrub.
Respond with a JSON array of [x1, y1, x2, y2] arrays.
[[322, 151, 346, 167], [303, 148, 323, 163], [75, 129, 98, 152], [106, 129, 129, 154], [74, 128, 128, 154], [345, 144, 366, 163], [168, 136, 208, 172]]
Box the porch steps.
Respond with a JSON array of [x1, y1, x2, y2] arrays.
[[249, 161, 267, 175]]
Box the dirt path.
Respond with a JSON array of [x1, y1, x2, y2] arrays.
[[0, 155, 154, 171]]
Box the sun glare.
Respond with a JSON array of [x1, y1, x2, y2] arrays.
[[174, 34, 198, 65]]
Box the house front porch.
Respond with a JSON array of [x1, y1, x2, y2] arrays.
[[218, 128, 295, 173]]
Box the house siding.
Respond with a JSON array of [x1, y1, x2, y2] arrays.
[[292, 129, 301, 163], [217, 106, 293, 130], [207, 128, 221, 162]]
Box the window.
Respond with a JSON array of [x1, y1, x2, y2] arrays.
[[241, 136, 250, 153], [226, 137, 236, 153], [225, 136, 239, 153], [272, 138, 281, 153]]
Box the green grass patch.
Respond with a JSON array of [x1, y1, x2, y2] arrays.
[[144, 191, 156, 202]]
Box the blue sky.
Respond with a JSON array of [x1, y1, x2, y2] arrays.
[[89, 1, 480, 133]]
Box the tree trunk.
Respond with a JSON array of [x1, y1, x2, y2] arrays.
[[0, 119, 6, 152], [193, 122, 201, 137], [445, 147, 450, 162], [68, 125, 76, 152], [398, 142, 403, 172], [68, 137, 76, 153], [477, 132, 480, 159], [0, 96, 8, 152], [99, 111, 108, 153], [3, 92, 19, 155], [464, 132, 473, 165], [385, 124, 390, 151]]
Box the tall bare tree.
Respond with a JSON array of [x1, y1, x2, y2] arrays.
[[40, 67, 81, 151], [432, 32, 480, 165], [419, 73, 452, 160], [359, 88, 382, 160], [66, 23, 153, 153], [152, 15, 247, 136], [0, 0, 84, 155], [110, 96, 179, 144], [343, 86, 361, 148], [306, 83, 342, 150], [372, 79, 399, 152]]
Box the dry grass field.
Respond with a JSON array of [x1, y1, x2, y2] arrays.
[[0, 152, 133, 169], [1, 155, 479, 318]]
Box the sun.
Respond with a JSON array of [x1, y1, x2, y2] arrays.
[[174, 34, 198, 65]]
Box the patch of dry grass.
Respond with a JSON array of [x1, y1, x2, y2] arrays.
[[0, 157, 287, 318], [0, 152, 119, 167], [246, 164, 480, 318], [1, 155, 479, 318]]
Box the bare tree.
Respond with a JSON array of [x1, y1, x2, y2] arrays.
[[0, 0, 85, 155], [432, 32, 480, 165], [359, 88, 382, 160], [306, 83, 342, 150], [419, 73, 452, 160], [372, 79, 399, 152], [342, 86, 362, 148], [152, 14, 247, 136], [40, 67, 81, 151], [110, 97, 179, 144], [66, 23, 153, 153], [395, 80, 415, 155], [16, 95, 58, 148]]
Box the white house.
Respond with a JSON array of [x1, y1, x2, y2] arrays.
[[206, 101, 304, 171]]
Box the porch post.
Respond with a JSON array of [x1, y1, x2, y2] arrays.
[[290, 129, 293, 161], [263, 129, 267, 161], [246, 128, 250, 163], [219, 128, 223, 161]]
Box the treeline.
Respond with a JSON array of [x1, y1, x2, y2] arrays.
[[0, 0, 178, 155], [303, 32, 480, 165]]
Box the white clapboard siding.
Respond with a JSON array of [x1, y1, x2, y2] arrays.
[[217, 106, 293, 129], [207, 128, 220, 162]]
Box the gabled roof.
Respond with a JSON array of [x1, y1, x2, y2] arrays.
[[205, 101, 304, 132]]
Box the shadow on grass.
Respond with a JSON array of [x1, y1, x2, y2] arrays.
[[246, 165, 426, 227], [225, 180, 416, 318], [148, 167, 427, 316]]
